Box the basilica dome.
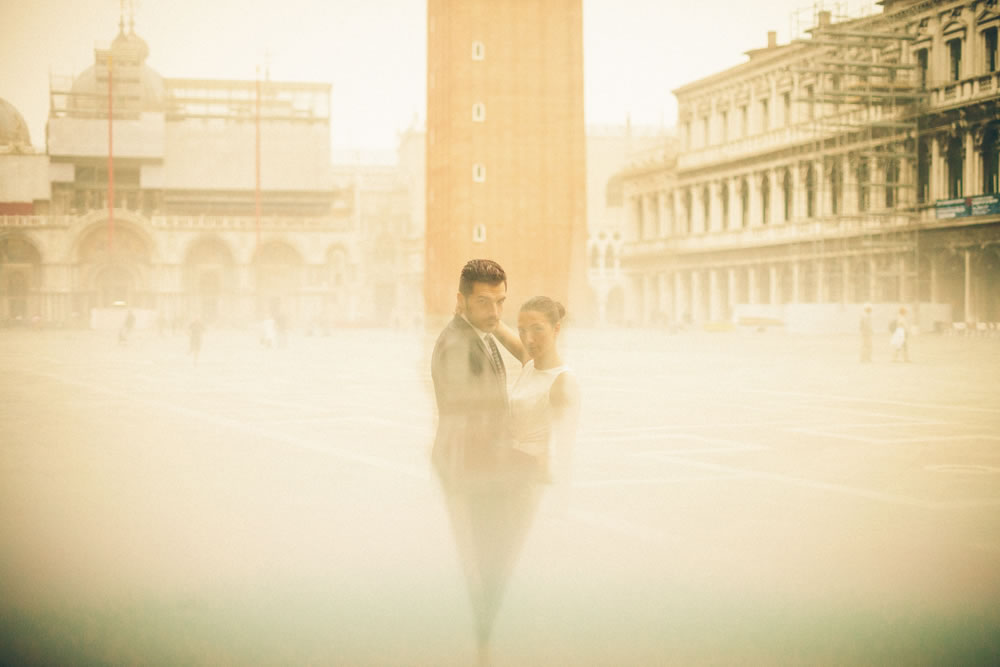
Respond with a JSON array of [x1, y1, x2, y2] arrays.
[[69, 28, 164, 112], [0, 97, 31, 147]]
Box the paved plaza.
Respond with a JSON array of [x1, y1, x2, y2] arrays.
[[1, 325, 999, 665]]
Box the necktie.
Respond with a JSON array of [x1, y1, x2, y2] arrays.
[[485, 334, 506, 385]]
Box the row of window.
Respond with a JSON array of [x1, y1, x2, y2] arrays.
[[684, 79, 851, 149], [915, 126, 1000, 202], [682, 26, 999, 151], [471, 41, 485, 189], [633, 131, 1000, 238], [917, 25, 999, 86], [633, 159, 899, 237]]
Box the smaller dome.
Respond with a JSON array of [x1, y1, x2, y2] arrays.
[[112, 29, 150, 63], [0, 97, 31, 147]]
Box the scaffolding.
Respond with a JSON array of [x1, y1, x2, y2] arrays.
[[791, 3, 925, 305]]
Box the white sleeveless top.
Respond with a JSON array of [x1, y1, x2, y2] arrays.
[[509, 360, 570, 457]]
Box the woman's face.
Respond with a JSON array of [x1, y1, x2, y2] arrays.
[[518, 309, 559, 360]]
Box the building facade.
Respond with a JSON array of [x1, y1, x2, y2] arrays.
[[0, 21, 389, 329], [620, 0, 999, 332], [424, 0, 587, 320], [585, 125, 674, 326]]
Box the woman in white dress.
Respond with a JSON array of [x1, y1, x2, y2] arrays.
[[494, 296, 581, 484]]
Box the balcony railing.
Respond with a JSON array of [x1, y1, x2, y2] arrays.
[[0, 216, 76, 228], [927, 71, 1000, 108], [675, 105, 912, 173], [151, 215, 353, 231], [0, 214, 353, 232], [622, 213, 919, 256]]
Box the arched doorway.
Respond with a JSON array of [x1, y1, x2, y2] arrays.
[[76, 223, 152, 310], [324, 244, 352, 324], [940, 252, 966, 321], [7, 272, 28, 320], [850, 257, 871, 303], [253, 240, 303, 321], [977, 246, 1000, 322], [759, 266, 772, 304], [183, 237, 236, 324], [95, 265, 133, 307], [0, 236, 42, 321], [606, 286, 625, 326]]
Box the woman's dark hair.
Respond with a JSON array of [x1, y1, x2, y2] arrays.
[[520, 296, 566, 325], [458, 259, 506, 295]]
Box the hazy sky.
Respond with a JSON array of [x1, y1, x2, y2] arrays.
[[1, 0, 879, 153]]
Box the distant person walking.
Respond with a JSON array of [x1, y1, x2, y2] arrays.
[[890, 307, 910, 362], [189, 318, 204, 365], [119, 308, 135, 345], [859, 303, 873, 363]]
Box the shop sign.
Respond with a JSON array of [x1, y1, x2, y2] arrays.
[[935, 194, 1000, 219]]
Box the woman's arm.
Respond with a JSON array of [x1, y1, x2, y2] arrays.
[[547, 371, 581, 486], [494, 320, 529, 364]]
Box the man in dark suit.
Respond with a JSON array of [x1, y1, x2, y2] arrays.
[[431, 259, 509, 484]]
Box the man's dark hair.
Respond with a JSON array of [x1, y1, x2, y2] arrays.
[[458, 259, 506, 296]]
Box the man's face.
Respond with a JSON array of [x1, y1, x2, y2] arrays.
[[458, 281, 506, 333]]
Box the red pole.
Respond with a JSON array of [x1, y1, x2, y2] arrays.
[[108, 52, 115, 250], [255, 70, 262, 246]]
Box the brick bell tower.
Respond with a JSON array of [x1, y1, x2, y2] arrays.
[[424, 0, 587, 322]]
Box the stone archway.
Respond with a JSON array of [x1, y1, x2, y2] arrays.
[[252, 240, 304, 321], [324, 244, 353, 324], [75, 222, 152, 310], [977, 246, 1000, 323], [183, 237, 236, 324], [0, 236, 42, 321], [606, 285, 625, 326]]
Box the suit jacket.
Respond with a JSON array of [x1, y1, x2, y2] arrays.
[[431, 315, 508, 482]]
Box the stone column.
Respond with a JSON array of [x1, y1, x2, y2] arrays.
[[789, 163, 801, 223], [814, 158, 825, 218], [898, 254, 909, 303], [899, 154, 912, 208], [708, 181, 720, 233], [692, 185, 705, 235], [869, 255, 877, 304], [659, 191, 671, 238], [749, 174, 761, 228], [872, 157, 886, 212], [659, 272, 672, 324], [929, 252, 940, 303], [842, 257, 851, 304], [962, 6, 976, 81], [640, 194, 653, 240], [727, 267, 738, 318], [815, 259, 825, 303], [964, 249, 973, 323], [769, 168, 781, 226], [624, 273, 642, 325], [823, 158, 835, 216], [709, 269, 721, 320], [930, 134, 942, 202], [769, 265, 780, 305], [748, 266, 759, 305], [625, 195, 641, 242], [844, 153, 859, 214], [644, 272, 657, 324], [673, 271, 686, 323], [791, 262, 801, 303], [727, 176, 739, 231], [672, 190, 682, 237], [964, 129, 976, 198], [691, 270, 704, 323]]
